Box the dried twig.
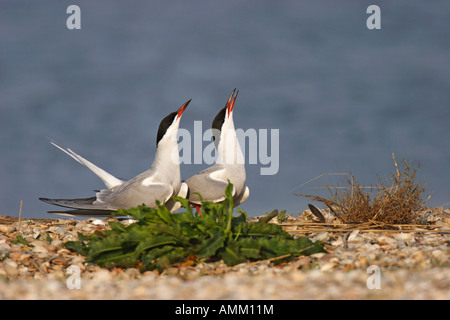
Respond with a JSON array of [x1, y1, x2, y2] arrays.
[[280, 221, 448, 234], [297, 155, 427, 224], [18, 200, 23, 235], [289, 173, 348, 194]]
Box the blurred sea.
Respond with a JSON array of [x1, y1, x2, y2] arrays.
[[1, 1, 449, 218]]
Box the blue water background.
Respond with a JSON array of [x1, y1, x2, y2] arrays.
[[1, 1, 449, 218]]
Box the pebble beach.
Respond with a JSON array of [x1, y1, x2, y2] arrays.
[[0, 208, 449, 300]]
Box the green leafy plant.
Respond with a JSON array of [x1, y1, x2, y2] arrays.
[[65, 183, 326, 272]]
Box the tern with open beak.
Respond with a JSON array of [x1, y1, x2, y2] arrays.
[[185, 89, 249, 208], [39, 99, 191, 216]]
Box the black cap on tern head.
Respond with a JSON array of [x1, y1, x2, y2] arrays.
[[211, 89, 238, 146], [156, 99, 191, 146]]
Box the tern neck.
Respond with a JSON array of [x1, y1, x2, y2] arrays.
[[215, 122, 245, 167], [151, 133, 181, 172]]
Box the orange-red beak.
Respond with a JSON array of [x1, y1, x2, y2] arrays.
[[227, 89, 238, 118], [177, 99, 191, 120]]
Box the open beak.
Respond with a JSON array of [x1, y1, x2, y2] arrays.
[[226, 89, 238, 118], [177, 99, 191, 120]]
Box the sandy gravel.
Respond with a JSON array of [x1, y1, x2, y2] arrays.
[[0, 208, 449, 300]]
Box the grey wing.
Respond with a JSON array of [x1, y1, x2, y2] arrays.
[[40, 182, 173, 216], [185, 170, 234, 205], [39, 196, 115, 217], [96, 181, 174, 209], [39, 196, 110, 210]]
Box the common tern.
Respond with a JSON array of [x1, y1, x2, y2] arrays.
[[185, 89, 249, 207], [39, 99, 191, 216]]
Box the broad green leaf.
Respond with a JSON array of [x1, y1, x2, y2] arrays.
[[172, 196, 192, 215], [154, 202, 173, 224], [64, 240, 88, 256], [237, 238, 261, 259], [134, 235, 178, 256], [245, 222, 291, 238], [296, 237, 327, 255], [196, 229, 225, 258], [219, 242, 245, 266], [108, 221, 127, 233]]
